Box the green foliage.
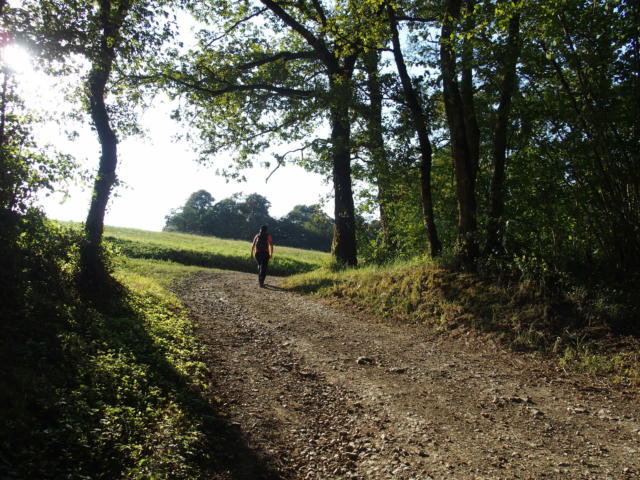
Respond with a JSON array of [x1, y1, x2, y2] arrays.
[[355, 146, 459, 265], [159, 0, 325, 173], [479, 0, 639, 272], [560, 342, 640, 384], [0, 215, 213, 479], [8, 0, 178, 108], [0, 69, 77, 214]]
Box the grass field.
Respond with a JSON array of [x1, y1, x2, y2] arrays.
[[55, 223, 330, 276]]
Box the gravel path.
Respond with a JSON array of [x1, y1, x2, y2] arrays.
[[175, 271, 640, 480]]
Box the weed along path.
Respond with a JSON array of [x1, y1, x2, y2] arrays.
[[175, 271, 640, 480]]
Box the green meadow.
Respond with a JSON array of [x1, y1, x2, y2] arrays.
[[103, 226, 329, 276], [54, 224, 331, 276]]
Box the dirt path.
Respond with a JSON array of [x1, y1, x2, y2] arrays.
[[175, 271, 640, 480]]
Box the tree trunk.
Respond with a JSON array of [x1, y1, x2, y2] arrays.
[[486, 11, 520, 255], [440, 0, 478, 268], [81, 61, 119, 284], [329, 76, 358, 266], [388, 3, 441, 257], [364, 49, 394, 251], [0, 71, 7, 150], [460, 0, 480, 180], [80, 0, 122, 286], [0, 71, 8, 210], [259, 0, 359, 266]]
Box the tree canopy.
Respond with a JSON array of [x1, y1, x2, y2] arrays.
[[2, 0, 639, 276]]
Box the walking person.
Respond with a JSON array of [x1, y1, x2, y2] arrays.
[[251, 225, 274, 288]]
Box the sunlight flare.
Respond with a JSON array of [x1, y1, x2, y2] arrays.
[[1, 43, 33, 75]]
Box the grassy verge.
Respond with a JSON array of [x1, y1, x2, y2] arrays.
[[102, 226, 329, 276], [1, 218, 218, 479], [118, 257, 216, 288], [283, 258, 640, 385]]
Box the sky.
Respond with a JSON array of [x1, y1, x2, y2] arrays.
[[5, 36, 334, 233]]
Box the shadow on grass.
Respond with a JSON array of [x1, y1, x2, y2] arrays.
[[107, 293, 285, 479], [0, 280, 284, 480], [283, 277, 339, 294]]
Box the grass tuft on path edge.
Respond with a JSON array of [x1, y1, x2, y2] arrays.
[[283, 258, 640, 385]]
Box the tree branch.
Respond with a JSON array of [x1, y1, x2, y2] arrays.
[[260, 0, 334, 68], [267, 141, 323, 182], [395, 15, 437, 23], [238, 50, 318, 70], [205, 7, 269, 47], [310, 0, 328, 28], [165, 73, 316, 98]]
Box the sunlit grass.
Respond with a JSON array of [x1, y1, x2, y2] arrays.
[[116, 257, 217, 288], [104, 225, 330, 265], [57, 222, 331, 276]]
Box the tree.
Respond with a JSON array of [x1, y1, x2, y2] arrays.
[[439, 0, 480, 269], [242, 193, 272, 227], [386, 1, 442, 257], [0, 23, 74, 217], [160, 0, 368, 265], [81, 0, 134, 285], [164, 189, 215, 233], [209, 197, 248, 238], [485, 3, 520, 255], [282, 204, 333, 239], [527, 0, 640, 271], [12, 0, 176, 287], [0, 69, 73, 216], [164, 192, 333, 250], [362, 49, 395, 251]]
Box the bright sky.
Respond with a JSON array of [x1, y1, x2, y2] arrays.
[[5, 43, 333, 233]]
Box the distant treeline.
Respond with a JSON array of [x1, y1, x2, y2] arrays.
[[164, 190, 334, 252]]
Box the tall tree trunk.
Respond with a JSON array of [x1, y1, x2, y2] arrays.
[[329, 75, 357, 266], [460, 0, 480, 180], [387, 3, 442, 257], [440, 0, 478, 268], [260, 0, 359, 266], [0, 71, 7, 150], [81, 63, 118, 277], [486, 11, 520, 255], [80, 0, 124, 286], [364, 49, 394, 251]]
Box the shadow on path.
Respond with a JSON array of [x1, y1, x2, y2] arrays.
[[199, 404, 284, 480], [263, 284, 286, 292]]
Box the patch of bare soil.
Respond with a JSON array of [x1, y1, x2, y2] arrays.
[[175, 271, 640, 480]]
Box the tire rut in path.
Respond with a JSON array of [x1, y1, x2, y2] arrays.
[[176, 271, 640, 480]]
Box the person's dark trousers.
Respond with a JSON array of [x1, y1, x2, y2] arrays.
[[255, 251, 269, 286]]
